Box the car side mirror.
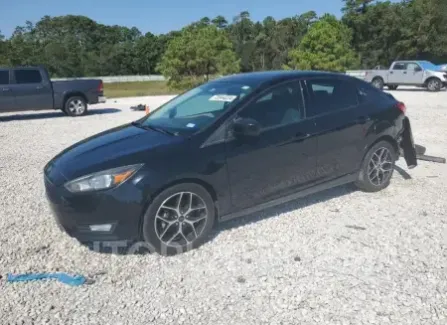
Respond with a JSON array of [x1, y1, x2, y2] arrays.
[[414, 66, 422, 72], [232, 117, 261, 139]]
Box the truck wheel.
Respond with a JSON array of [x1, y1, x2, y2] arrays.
[[426, 78, 442, 92], [354, 140, 397, 193], [388, 85, 398, 90], [64, 96, 88, 117], [371, 77, 384, 90]]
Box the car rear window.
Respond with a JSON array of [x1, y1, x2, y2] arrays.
[[14, 69, 42, 84], [0, 70, 9, 85], [355, 79, 392, 104], [305, 78, 359, 116]]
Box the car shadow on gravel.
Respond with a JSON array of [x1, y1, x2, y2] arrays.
[[214, 184, 356, 235], [0, 108, 121, 122]]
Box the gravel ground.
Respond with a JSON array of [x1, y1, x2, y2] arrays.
[[0, 88, 446, 325]]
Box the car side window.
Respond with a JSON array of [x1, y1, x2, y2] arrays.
[[14, 69, 43, 84], [305, 78, 359, 117], [238, 81, 303, 129], [0, 70, 9, 85], [356, 79, 386, 104], [406, 63, 420, 71], [392, 63, 407, 70]]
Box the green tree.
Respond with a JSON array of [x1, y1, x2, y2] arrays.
[[0, 30, 8, 65], [157, 24, 240, 89], [227, 11, 257, 72], [212, 15, 228, 29], [403, 0, 447, 62], [285, 14, 359, 72]]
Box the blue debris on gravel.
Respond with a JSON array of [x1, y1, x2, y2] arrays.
[[6, 273, 89, 286]]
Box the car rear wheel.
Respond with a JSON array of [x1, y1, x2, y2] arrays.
[[64, 96, 88, 116], [427, 78, 442, 92], [355, 141, 397, 192], [142, 183, 215, 256], [371, 77, 384, 90]]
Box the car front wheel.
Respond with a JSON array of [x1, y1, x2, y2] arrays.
[[427, 78, 442, 92], [355, 140, 397, 192], [142, 183, 215, 256]]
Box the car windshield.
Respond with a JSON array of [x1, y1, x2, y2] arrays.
[[138, 81, 254, 135], [419, 61, 440, 71]]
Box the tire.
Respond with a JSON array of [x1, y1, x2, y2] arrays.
[[64, 96, 88, 116], [354, 140, 397, 193], [371, 77, 384, 90], [388, 85, 398, 90], [426, 78, 442, 92], [142, 183, 216, 256]]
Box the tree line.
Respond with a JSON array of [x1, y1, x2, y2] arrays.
[[0, 0, 446, 88]]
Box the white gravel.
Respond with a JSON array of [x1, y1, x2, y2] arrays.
[[0, 88, 446, 325]]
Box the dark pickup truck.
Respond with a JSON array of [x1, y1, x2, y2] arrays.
[[0, 66, 106, 117]]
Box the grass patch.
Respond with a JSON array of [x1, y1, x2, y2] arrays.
[[104, 81, 179, 98]]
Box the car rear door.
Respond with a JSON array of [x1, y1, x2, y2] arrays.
[[0, 69, 17, 112], [225, 79, 318, 210], [10, 68, 53, 111], [388, 62, 407, 84], [302, 77, 370, 180]]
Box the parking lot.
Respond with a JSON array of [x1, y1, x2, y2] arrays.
[[0, 89, 446, 324]]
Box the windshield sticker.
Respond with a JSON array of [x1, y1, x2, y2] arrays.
[[186, 123, 196, 128], [209, 94, 238, 102]]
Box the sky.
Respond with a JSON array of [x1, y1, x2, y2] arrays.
[[0, 0, 347, 38]]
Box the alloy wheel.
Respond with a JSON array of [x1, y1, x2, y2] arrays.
[[428, 79, 440, 91], [68, 99, 86, 115], [154, 192, 208, 247], [367, 147, 393, 186]]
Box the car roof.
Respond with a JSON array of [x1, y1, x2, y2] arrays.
[[212, 70, 348, 88]]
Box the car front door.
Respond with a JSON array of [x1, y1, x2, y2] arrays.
[[302, 77, 369, 180], [405, 62, 424, 85], [0, 69, 17, 112], [388, 62, 407, 84], [10, 68, 53, 111], [225, 80, 318, 210]]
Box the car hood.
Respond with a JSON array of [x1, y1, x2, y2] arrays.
[[45, 123, 178, 186]]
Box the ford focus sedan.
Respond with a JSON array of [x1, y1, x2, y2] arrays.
[[44, 71, 417, 255]]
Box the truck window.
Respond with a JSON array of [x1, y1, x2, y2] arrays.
[[406, 63, 420, 71], [14, 69, 43, 84], [392, 63, 407, 70], [0, 70, 9, 85]]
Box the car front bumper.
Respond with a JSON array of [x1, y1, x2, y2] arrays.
[[44, 173, 145, 244]]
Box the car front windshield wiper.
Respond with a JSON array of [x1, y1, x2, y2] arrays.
[[131, 121, 179, 136]]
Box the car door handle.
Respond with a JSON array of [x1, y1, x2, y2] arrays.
[[36, 85, 43, 90], [356, 116, 371, 124], [2, 87, 10, 92], [403, 71, 407, 74], [390, 71, 394, 74]]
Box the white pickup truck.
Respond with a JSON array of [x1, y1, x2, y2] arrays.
[[346, 60, 447, 92]]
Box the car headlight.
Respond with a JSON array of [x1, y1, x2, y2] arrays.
[[64, 164, 143, 193]]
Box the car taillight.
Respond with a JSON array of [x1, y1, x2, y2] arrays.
[[396, 101, 406, 114], [98, 80, 104, 92]]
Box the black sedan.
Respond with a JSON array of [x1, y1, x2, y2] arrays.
[[44, 70, 417, 255]]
